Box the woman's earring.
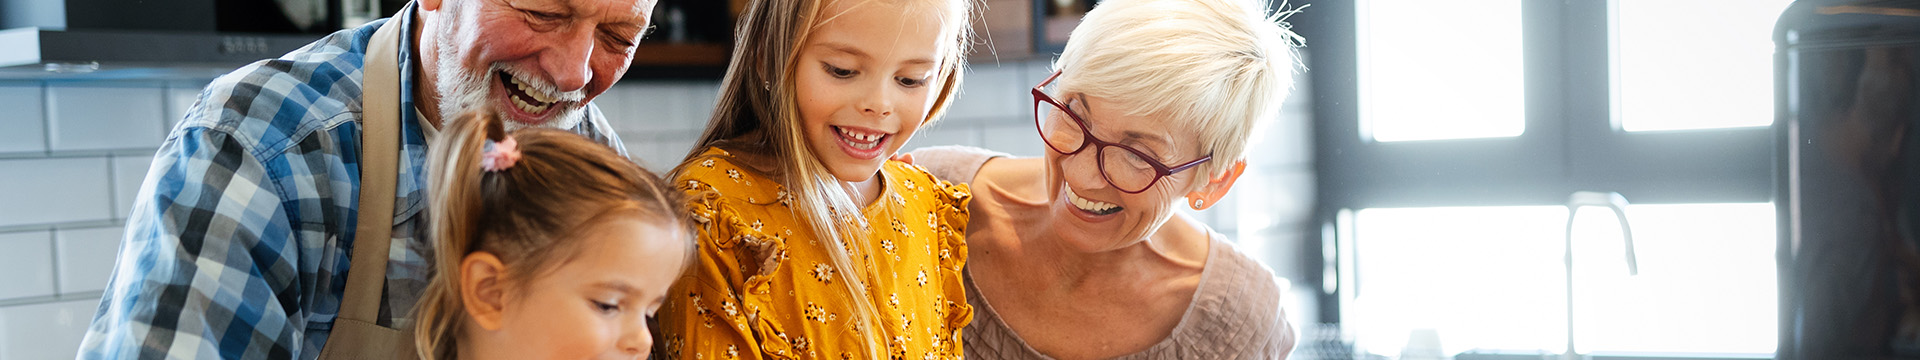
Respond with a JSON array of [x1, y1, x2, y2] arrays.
[[762, 80, 771, 91], [1192, 198, 1206, 209]]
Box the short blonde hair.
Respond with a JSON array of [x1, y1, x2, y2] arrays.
[[1053, 0, 1302, 181]]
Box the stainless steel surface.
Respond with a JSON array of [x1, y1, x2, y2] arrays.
[[0, 27, 321, 80]]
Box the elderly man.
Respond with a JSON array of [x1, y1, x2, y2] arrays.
[[77, 0, 654, 358]]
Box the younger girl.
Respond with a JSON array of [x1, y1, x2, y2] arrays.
[[411, 110, 694, 360], [656, 0, 974, 359]]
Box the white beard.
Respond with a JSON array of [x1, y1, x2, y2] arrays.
[[433, 36, 589, 132]]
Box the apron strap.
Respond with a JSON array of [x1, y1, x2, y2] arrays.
[[317, 12, 417, 360], [343, 14, 404, 327]]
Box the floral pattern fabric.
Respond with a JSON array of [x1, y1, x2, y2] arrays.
[[658, 147, 974, 360]]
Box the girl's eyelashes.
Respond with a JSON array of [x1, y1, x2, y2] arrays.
[[821, 61, 931, 88], [590, 299, 621, 314], [895, 76, 929, 88], [823, 63, 857, 79]]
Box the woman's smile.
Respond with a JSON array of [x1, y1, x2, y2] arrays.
[[1065, 186, 1124, 216]]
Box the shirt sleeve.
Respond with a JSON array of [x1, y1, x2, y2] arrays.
[[1274, 303, 1298, 359], [657, 175, 768, 360], [78, 128, 306, 360]]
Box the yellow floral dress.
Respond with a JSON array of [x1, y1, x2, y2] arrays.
[[658, 147, 973, 360]]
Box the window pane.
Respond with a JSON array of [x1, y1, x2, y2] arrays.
[[1351, 203, 1775, 357], [1570, 203, 1776, 354], [1359, 0, 1525, 142], [1618, 0, 1792, 132], [1351, 206, 1567, 356]]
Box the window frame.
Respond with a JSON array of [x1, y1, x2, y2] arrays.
[[1297, 0, 1777, 356]]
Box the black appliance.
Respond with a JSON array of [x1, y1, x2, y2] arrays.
[[1777, 1, 1920, 358]]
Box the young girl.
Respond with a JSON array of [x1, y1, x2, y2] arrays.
[[655, 0, 974, 359], [410, 110, 694, 360]]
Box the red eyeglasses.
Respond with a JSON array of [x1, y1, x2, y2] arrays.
[[1031, 71, 1212, 193]]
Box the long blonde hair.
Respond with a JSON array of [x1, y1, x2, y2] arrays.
[[673, 0, 972, 356], [413, 110, 692, 360]]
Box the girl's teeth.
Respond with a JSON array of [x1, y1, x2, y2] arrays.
[[837, 127, 884, 144]]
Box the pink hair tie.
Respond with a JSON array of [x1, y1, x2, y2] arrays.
[[481, 136, 521, 172]]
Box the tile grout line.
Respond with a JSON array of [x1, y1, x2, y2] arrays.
[[0, 148, 164, 161], [106, 152, 120, 221], [0, 219, 124, 235], [41, 81, 52, 157], [0, 291, 104, 308], [47, 227, 62, 295]]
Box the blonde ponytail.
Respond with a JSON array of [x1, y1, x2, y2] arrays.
[[413, 109, 501, 360]]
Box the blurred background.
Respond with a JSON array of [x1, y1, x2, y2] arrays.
[[0, 0, 1911, 359]]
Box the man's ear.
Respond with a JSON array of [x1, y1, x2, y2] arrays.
[[459, 251, 510, 331], [1185, 160, 1246, 210]]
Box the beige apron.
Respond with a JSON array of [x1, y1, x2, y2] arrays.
[[315, 16, 418, 360]]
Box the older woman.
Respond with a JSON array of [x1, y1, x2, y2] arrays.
[[908, 0, 1302, 358]]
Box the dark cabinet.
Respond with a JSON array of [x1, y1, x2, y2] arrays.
[[623, 0, 740, 79], [621, 0, 1091, 79]]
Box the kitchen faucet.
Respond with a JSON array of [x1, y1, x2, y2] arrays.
[[1563, 191, 1640, 360]]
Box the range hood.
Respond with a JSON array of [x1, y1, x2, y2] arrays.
[[0, 0, 403, 79]]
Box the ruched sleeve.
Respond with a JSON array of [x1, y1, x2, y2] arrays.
[[915, 162, 975, 356], [659, 154, 802, 360]]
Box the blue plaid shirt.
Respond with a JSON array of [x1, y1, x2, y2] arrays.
[[77, 7, 627, 360]]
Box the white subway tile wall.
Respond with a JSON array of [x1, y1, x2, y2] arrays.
[[0, 299, 99, 360], [0, 54, 1315, 358], [0, 80, 175, 359], [946, 62, 1030, 120], [978, 123, 1043, 158], [0, 231, 55, 301], [0, 157, 114, 227], [111, 155, 156, 220], [55, 226, 125, 294], [46, 83, 167, 152], [903, 124, 981, 152], [0, 83, 46, 154]]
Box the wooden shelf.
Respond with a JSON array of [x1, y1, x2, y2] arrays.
[[630, 42, 730, 67], [624, 42, 730, 80], [623, 0, 740, 80]]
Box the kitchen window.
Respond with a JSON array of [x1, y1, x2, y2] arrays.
[[1306, 0, 1789, 358]]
